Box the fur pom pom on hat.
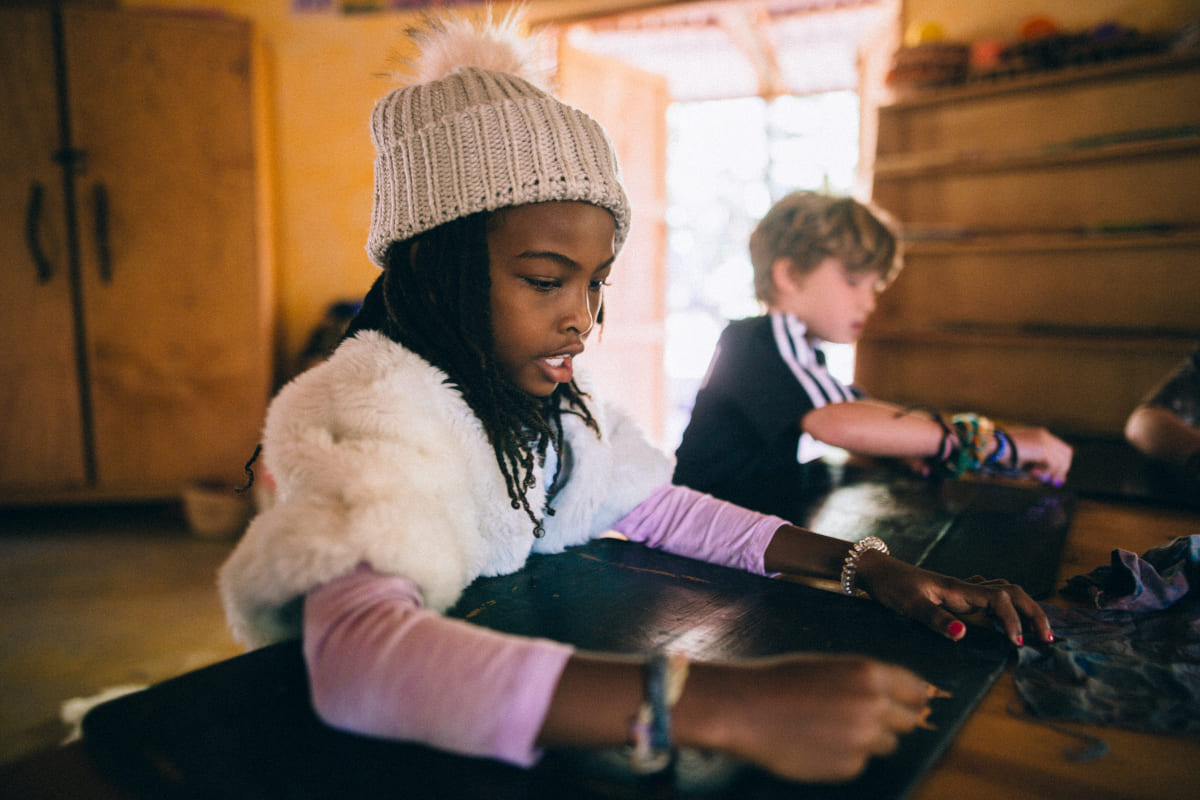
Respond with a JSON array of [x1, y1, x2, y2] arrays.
[[366, 10, 631, 268]]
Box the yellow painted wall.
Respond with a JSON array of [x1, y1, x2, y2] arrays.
[[121, 0, 1198, 378], [119, 0, 688, 379], [901, 0, 1198, 41]]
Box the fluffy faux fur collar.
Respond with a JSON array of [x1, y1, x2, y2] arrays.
[[219, 331, 672, 647]]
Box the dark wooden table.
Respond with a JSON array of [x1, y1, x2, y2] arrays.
[[63, 536, 1009, 800], [2, 463, 1196, 799]]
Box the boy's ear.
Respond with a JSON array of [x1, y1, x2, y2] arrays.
[[771, 257, 803, 296]]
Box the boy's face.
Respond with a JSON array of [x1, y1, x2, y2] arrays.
[[776, 256, 883, 344], [487, 201, 616, 397]]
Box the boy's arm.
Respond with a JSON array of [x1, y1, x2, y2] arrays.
[[802, 399, 1073, 482], [801, 399, 943, 458]]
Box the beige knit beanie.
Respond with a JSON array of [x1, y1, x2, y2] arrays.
[[366, 11, 631, 268]]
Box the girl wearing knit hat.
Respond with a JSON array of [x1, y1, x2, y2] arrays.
[[219, 9, 1051, 784]]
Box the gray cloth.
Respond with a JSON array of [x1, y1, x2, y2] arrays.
[[1064, 535, 1200, 611], [1012, 536, 1200, 733]]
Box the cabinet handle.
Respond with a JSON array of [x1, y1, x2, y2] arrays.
[[25, 182, 53, 284], [93, 182, 112, 284]]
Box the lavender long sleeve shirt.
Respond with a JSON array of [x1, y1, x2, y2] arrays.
[[304, 484, 787, 767]]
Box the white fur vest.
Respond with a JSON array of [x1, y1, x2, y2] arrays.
[[219, 331, 673, 648]]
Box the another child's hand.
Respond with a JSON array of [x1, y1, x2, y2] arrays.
[[680, 654, 936, 783], [855, 551, 1053, 647], [1005, 425, 1073, 485]]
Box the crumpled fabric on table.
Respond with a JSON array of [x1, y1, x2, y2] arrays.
[[1012, 536, 1200, 734], [1063, 535, 1200, 611]]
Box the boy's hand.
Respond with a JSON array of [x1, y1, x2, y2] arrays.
[[1005, 425, 1073, 485]]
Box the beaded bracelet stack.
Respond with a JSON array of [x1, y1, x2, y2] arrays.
[[904, 407, 1018, 476], [946, 412, 994, 474], [629, 650, 690, 774]]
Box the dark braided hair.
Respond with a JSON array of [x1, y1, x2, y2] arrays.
[[342, 211, 601, 537]]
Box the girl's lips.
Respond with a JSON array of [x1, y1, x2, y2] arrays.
[[538, 354, 575, 384]]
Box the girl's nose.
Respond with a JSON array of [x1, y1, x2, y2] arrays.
[[565, 286, 598, 335]]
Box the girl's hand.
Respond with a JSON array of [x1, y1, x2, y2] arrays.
[[678, 654, 937, 783], [855, 551, 1053, 647], [1005, 425, 1073, 485]]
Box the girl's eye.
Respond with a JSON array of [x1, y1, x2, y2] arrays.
[[589, 279, 610, 292], [523, 277, 559, 292]]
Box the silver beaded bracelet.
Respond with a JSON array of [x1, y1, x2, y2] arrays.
[[841, 536, 889, 596]]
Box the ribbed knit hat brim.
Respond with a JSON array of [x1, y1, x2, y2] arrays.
[[367, 66, 630, 267]]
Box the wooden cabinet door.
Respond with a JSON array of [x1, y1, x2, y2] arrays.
[[0, 9, 88, 491], [63, 9, 268, 491]]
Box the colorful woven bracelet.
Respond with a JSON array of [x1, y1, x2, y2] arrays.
[[947, 413, 995, 475], [986, 428, 1019, 470], [629, 650, 690, 774], [895, 406, 956, 466]]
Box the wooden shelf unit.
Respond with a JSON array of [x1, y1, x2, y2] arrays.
[[861, 50, 1200, 436]]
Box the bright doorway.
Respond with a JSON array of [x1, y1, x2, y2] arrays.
[[663, 91, 862, 447], [558, 0, 899, 448]]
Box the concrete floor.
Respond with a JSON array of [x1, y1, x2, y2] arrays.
[[0, 503, 244, 767]]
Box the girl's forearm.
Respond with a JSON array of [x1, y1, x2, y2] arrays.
[[304, 565, 573, 767], [613, 483, 786, 576], [763, 523, 873, 580], [537, 653, 642, 748], [539, 653, 740, 757]]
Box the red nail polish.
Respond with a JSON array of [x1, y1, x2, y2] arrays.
[[1016, 635, 1024, 646], [948, 621, 966, 638], [1045, 632, 1055, 643]]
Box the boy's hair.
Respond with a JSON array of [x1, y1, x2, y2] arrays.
[[749, 191, 902, 305], [343, 211, 600, 537]]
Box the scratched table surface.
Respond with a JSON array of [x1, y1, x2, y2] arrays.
[[715, 458, 1074, 599], [76, 538, 1014, 800], [5, 468, 1194, 799]]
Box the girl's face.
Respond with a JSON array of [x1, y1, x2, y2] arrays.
[[487, 201, 616, 397], [777, 256, 884, 344]]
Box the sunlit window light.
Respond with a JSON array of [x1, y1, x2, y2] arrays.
[[664, 90, 861, 449]]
